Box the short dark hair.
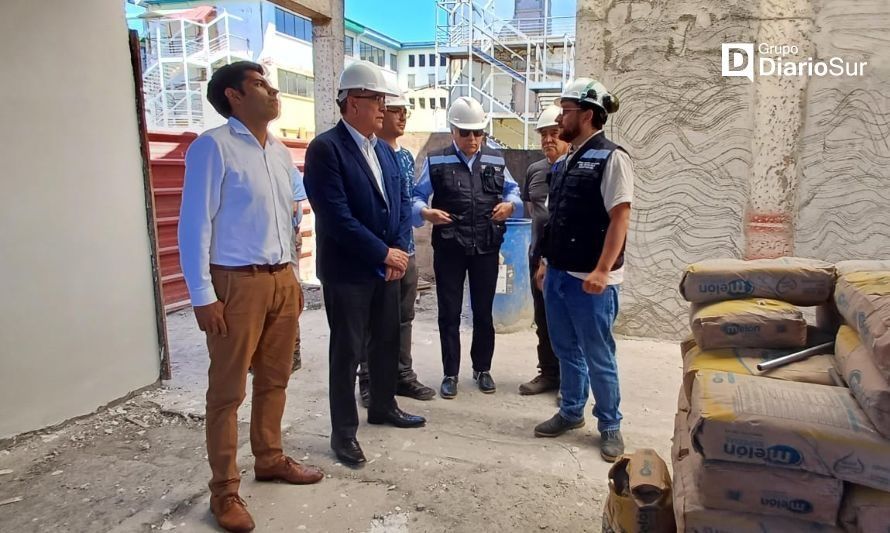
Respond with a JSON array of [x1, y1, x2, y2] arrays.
[[580, 101, 608, 129], [207, 61, 265, 118]]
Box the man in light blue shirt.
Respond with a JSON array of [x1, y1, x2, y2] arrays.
[[411, 96, 523, 399], [178, 61, 323, 532]]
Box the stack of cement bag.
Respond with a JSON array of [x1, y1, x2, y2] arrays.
[[672, 257, 890, 532]]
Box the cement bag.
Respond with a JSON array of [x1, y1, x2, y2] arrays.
[[689, 370, 890, 492], [681, 342, 834, 401], [674, 411, 842, 526], [672, 412, 842, 533], [839, 484, 890, 533], [690, 299, 807, 350], [680, 258, 835, 306], [835, 260, 890, 276], [834, 271, 890, 377], [602, 448, 675, 533], [834, 325, 890, 438]]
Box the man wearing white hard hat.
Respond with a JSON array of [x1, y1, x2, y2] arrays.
[[532, 78, 633, 463], [304, 60, 426, 468], [518, 105, 569, 397], [412, 96, 523, 399], [356, 86, 437, 407]]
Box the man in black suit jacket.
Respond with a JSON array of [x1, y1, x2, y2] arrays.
[[304, 61, 426, 467]]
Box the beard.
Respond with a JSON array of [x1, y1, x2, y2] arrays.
[[558, 123, 576, 143]]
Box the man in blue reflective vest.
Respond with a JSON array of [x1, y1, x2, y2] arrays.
[[412, 96, 523, 399], [533, 79, 633, 463]]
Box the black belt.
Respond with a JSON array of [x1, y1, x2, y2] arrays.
[[210, 263, 289, 274]]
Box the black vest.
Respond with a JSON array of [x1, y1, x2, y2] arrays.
[[428, 143, 507, 255], [542, 133, 626, 272]]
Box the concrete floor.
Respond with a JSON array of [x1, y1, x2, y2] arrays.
[[157, 289, 681, 532]]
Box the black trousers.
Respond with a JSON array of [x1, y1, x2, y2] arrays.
[[433, 245, 499, 377], [530, 254, 559, 379], [323, 279, 399, 442], [358, 256, 419, 384]]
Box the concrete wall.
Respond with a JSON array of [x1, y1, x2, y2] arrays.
[[0, 1, 161, 438], [575, 0, 890, 339]]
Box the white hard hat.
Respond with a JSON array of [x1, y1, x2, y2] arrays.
[[384, 79, 412, 107], [338, 60, 398, 102], [447, 96, 488, 130], [560, 78, 619, 114], [535, 104, 561, 130]]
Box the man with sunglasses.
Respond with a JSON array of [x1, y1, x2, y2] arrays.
[[304, 61, 426, 469], [532, 79, 633, 463], [356, 90, 437, 407], [412, 96, 523, 399]]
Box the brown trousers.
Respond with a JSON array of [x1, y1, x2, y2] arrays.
[[205, 265, 302, 496]]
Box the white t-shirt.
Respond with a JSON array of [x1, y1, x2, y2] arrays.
[[565, 131, 634, 285]]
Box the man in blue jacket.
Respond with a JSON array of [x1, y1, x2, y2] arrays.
[[304, 61, 426, 468]]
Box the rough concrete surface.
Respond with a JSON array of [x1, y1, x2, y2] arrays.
[[0, 294, 680, 532]]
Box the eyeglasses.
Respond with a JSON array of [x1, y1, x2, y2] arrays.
[[352, 94, 386, 105], [386, 107, 412, 119], [457, 129, 485, 138], [559, 107, 585, 114]]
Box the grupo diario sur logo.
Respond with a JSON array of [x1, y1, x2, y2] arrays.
[[722, 42, 867, 81]]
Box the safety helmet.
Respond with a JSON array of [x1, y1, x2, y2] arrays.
[[447, 96, 489, 130], [535, 104, 561, 130], [384, 79, 412, 107], [337, 60, 398, 102], [560, 78, 619, 114]]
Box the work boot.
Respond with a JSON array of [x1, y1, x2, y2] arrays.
[[600, 430, 625, 463], [534, 412, 585, 437], [255, 456, 324, 485], [519, 374, 559, 395], [210, 494, 255, 533], [440, 376, 458, 399], [358, 379, 370, 408], [473, 371, 496, 394], [397, 380, 436, 400]]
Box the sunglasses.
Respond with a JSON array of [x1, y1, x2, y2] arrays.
[[457, 129, 485, 138]]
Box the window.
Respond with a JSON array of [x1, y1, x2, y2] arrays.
[[440, 54, 447, 66], [408, 54, 415, 67], [440, 97, 447, 108], [419, 54, 426, 67], [409, 98, 416, 107], [429, 54, 436, 66], [430, 98, 436, 110], [359, 41, 385, 67], [277, 69, 314, 98], [275, 7, 311, 42], [407, 74, 416, 89], [428, 73, 435, 87], [419, 98, 426, 109], [390, 54, 398, 71], [344, 35, 354, 56]]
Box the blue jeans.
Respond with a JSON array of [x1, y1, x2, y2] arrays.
[[544, 268, 622, 432]]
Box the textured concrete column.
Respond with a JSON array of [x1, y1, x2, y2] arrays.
[[311, 0, 344, 135], [745, 0, 814, 259], [574, 0, 607, 77]]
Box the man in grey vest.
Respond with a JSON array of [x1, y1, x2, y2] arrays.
[[412, 96, 523, 399], [533, 79, 633, 463]]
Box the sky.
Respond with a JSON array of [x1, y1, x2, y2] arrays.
[[345, 0, 576, 43]]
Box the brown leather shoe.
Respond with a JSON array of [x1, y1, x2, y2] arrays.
[[210, 494, 255, 533], [255, 456, 324, 485]]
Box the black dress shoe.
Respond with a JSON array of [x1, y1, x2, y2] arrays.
[[358, 380, 370, 409], [473, 371, 496, 394], [397, 380, 436, 400], [331, 437, 366, 467], [367, 407, 426, 428], [440, 376, 458, 399]]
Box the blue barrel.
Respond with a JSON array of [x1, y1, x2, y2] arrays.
[[492, 218, 533, 332]]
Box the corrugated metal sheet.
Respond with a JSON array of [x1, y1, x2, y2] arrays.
[[148, 132, 312, 312]]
